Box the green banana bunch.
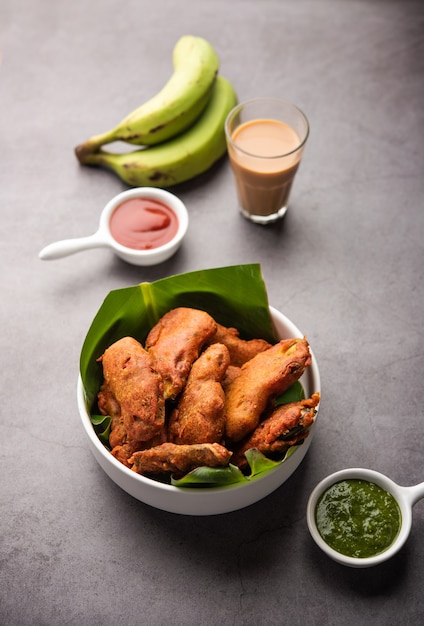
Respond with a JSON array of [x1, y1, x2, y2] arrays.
[[76, 75, 237, 188], [75, 35, 219, 158]]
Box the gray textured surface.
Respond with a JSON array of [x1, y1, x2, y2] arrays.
[[1, 1, 423, 624]]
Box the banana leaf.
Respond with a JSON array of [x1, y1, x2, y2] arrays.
[[80, 263, 306, 487], [170, 448, 297, 487], [80, 264, 275, 406]]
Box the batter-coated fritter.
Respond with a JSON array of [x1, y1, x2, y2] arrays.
[[110, 441, 145, 468], [222, 365, 241, 389], [225, 337, 312, 442], [97, 336, 165, 444], [129, 442, 232, 476], [98, 381, 141, 467], [98, 378, 165, 467], [145, 307, 217, 400], [98, 381, 125, 448], [208, 323, 272, 366], [232, 392, 320, 469], [168, 343, 230, 444]]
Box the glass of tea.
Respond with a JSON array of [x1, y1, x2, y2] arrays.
[[225, 98, 309, 224]]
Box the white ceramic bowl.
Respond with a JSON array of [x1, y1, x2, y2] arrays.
[[78, 306, 321, 515], [99, 187, 189, 266], [39, 187, 189, 266], [307, 468, 424, 567]]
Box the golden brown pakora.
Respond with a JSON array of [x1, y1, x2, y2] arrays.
[[221, 364, 241, 389], [145, 307, 217, 400], [129, 442, 233, 476], [207, 323, 272, 366], [224, 337, 312, 442], [232, 392, 320, 469], [168, 343, 230, 445], [98, 380, 125, 448], [98, 378, 165, 468], [97, 336, 165, 445]]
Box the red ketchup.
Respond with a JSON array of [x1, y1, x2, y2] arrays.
[[109, 197, 179, 250]]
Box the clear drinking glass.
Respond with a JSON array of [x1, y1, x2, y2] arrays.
[[225, 98, 309, 224]]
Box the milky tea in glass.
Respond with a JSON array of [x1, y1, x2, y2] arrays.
[[225, 99, 309, 224]]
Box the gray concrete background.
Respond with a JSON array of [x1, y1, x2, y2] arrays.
[[1, 1, 423, 624]]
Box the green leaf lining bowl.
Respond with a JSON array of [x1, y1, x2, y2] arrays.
[[77, 265, 321, 515]]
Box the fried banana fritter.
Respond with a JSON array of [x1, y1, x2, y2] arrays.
[[222, 364, 241, 389], [98, 380, 124, 448], [97, 336, 165, 445], [145, 307, 217, 400], [168, 343, 230, 445], [98, 381, 144, 467], [232, 392, 320, 469], [129, 442, 232, 476], [208, 323, 272, 366], [98, 379, 165, 468], [225, 337, 312, 442]]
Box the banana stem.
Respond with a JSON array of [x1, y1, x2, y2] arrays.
[[75, 148, 113, 167], [74, 130, 117, 162]]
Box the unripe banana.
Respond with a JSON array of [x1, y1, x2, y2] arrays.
[[75, 35, 219, 158], [76, 75, 237, 188]]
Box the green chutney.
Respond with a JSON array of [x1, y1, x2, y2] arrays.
[[315, 479, 401, 558]]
